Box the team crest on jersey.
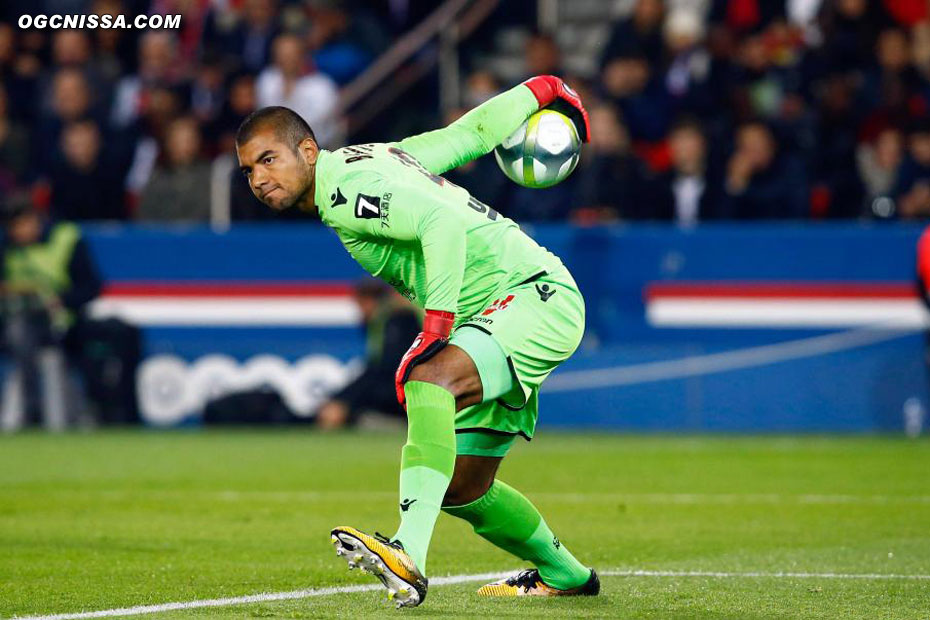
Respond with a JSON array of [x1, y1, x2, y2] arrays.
[[355, 194, 381, 219]]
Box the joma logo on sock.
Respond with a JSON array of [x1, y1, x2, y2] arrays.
[[553, 536, 561, 549], [400, 498, 417, 512]]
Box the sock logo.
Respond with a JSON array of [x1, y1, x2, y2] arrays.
[[536, 283, 556, 302], [552, 536, 561, 549], [400, 498, 417, 512]]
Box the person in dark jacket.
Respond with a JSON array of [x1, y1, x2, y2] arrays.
[[720, 120, 808, 218], [649, 117, 725, 223], [316, 279, 421, 429]]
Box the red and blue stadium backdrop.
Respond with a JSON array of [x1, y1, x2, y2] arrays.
[[83, 222, 927, 432]]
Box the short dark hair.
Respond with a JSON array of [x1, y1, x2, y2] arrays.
[[236, 106, 316, 152]]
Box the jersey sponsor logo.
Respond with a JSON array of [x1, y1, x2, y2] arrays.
[[536, 283, 556, 302], [355, 194, 381, 219], [330, 188, 347, 208], [482, 294, 515, 316]]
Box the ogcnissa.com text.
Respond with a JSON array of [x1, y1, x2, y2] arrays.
[[18, 14, 181, 29]]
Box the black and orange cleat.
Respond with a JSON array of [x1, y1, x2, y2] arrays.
[[476, 568, 600, 597], [330, 526, 428, 608]]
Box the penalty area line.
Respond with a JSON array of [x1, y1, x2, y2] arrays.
[[9, 572, 509, 620], [12, 569, 930, 619]]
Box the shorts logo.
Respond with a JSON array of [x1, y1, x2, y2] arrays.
[[355, 194, 381, 219], [482, 295, 514, 316], [535, 283, 556, 302]]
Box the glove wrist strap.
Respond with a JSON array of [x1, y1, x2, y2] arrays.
[[522, 75, 558, 107], [424, 310, 455, 337]]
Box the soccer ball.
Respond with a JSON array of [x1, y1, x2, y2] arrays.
[[494, 109, 581, 189]]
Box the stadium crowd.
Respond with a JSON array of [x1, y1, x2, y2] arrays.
[[0, 0, 929, 222]]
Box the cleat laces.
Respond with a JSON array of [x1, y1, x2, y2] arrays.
[[507, 569, 542, 592], [374, 532, 406, 552]]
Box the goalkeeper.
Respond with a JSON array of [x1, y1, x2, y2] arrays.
[[236, 76, 597, 608]]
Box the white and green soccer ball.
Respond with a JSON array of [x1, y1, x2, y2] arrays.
[[494, 109, 581, 189]]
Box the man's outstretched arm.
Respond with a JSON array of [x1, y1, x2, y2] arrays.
[[396, 76, 590, 175]]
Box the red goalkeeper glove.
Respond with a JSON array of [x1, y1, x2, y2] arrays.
[[522, 75, 591, 143], [395, 310, 455, 406]]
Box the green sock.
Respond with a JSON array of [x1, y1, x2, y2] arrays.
[[443, 479, 590, 590], [391, 381, 456, 575]]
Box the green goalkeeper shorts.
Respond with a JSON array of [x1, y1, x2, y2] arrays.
[[449, 264, 585, 456]]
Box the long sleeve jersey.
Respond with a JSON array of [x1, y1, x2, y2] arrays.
[[314, 84, 564, 322]]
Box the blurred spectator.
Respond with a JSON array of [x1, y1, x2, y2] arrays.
[[0, 84, 30, 191], [0, 23, 41, 124], [521, 32, 563, 80], [721, 120, 808, 218], [0, 196, 101, 430], [860, 27, 922, 125], [809, 71, 865, 218], [256, 33, 339, 146], [663, 9, 715, 116], [35, 68, 97, 175], [601, 50, 671, 143], [857, 125, 904, 217], [205, 0, 281, 74], [213, 72, 258, 153], [123, 85, 184, 198], [138, 116, 211, 222], [90, 0, 136, 85], [463, 69, 501, 107], [892, 118, 930, 218], [190, 52, 227, 129], [46, 30, 111, 97], [49, 120, 126, 220], [731, 30, 791, 121], [572, 104, 650, 222], [111, 31, 184, 129], [307, 1, 385, 86], [601, 0, 665, 69], [649, 116, 723, 223], [316, 279, 420, 430], [818, 0, 889, 73]]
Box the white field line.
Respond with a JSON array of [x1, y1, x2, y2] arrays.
[[544, 327, 916, 392], [8, 572, 509, 620], [11, 489, 930, 505], [602, 569, 930, 580], [12, 568, 930, 620]]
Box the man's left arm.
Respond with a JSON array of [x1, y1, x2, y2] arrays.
[[396, 76, 590, 175]]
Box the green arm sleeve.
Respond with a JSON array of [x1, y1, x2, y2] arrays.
[[416, 198, 466, 313], [396, 84, 539, 175]]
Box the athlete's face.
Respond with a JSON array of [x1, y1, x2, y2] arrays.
[[237, 127, 317, 211]]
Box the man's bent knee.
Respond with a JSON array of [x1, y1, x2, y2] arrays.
[[407, 345, 482, 409], [442, 455, 501, 506]]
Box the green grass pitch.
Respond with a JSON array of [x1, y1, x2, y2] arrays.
[[1, 431, 929, 619]]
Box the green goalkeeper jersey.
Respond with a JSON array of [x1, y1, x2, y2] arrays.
[[313, 84, 564, 322]]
